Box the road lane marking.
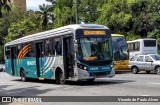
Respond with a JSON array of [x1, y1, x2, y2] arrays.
[[140, 95, 151, 96], [149, 82, 160, 85]]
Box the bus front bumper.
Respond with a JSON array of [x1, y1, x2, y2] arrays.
[[77, 68, 115, 80]]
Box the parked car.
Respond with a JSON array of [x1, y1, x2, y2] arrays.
[[0, 64, 5, 72], [128, 54, 160, 74]]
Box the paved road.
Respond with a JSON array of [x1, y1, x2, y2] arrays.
[[0, 71, 160, 105]]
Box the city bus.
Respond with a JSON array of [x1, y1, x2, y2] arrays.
[[4, 24, 115, 84], [127, 38, 157, 58], [111, 34, 129, 70]]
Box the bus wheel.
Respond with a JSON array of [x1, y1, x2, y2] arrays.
[[131, 67, 138, 74], [20, 70, 27, 82], [56, 71, 66, 84], [156, 67, 160, 75]]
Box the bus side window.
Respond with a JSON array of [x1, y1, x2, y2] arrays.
[[128, 43, 131, 52], [44, 39, 52, 56], [23, 43, 31, 58], [135, 42, 140, 51], [52, 38, 56, 56], [53, 37, 62, 55], [30, 43, 35, 57], [5, 47, 11, 59], [130, 43, 134, 51], [17, 44, 22, 58]]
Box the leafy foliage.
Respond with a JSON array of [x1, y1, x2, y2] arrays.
[[0, 0, 11, 18], [5, 11, 42, 43], [38, 4, 54, 30], [53, 0, 75, 27]]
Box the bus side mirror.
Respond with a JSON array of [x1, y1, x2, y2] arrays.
[[74, 39, 77, 44], [74, 40, 78, 53], [74, 44, 78, 53]]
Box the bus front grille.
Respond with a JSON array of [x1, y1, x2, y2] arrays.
[[90, 71, 110, 77]]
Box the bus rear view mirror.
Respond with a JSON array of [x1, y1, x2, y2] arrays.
[[74, 44, 78, 53], [74, 39, 78, 44]]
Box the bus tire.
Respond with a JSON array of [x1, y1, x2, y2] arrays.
[[20, 70, 27, 82], [156, 66, 160, 75], [131, 66, 138, 74], [56, 70, 66, 84]]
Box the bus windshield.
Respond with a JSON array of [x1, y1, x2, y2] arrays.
[[77, 37, 112, 61], [112, 36, 128, 60]]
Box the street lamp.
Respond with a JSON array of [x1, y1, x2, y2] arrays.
[[75, 0, 78, 24]]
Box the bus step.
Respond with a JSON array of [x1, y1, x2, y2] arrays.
[[38, 78, 44, 80]]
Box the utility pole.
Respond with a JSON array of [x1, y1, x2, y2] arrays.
[[75, 0, 78, 24]]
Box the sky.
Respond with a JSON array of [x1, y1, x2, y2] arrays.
[[26, 0, 51, 11]]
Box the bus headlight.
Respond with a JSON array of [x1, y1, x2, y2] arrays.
[[77, 63, 87, 70], [111, 63, 114, 68], [111, 65, 113, 68]]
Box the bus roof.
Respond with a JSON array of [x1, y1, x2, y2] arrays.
[[111, 34, 124, 37], [5, 24, 109, 46], [127, 38, 156, 43]]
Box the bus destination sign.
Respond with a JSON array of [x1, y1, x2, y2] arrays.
[[83, 30, 106, 35]]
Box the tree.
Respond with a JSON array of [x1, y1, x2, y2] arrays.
[[0, 45, 4, 63], [53, 0, 75, 28], [0, 0, 11, 18], [0, 7, 42, 62], [38, 4, 54, 30], [0, 7, 25, 62], [46, 0, 56, 6], [78, 0, 104, 23], [129, 0, 159, 38], [0, 7, 27, 45], [5, 11, 42, 43], [96, 0, 133, 34]]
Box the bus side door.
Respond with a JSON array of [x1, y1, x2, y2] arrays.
[[10, 46, 17, 75], [63, 36, 74, 78], [35, 42, 44, 78]]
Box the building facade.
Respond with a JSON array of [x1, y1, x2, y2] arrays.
[[10, 0, 26, 11]]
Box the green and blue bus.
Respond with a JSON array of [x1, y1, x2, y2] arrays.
[[4, 24, 115, 84]]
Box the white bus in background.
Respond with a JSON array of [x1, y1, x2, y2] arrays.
[[127, 38, 157, 58]]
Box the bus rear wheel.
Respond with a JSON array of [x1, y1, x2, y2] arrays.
[[56, 71, 66, 84], [20, 70, 27, 82]]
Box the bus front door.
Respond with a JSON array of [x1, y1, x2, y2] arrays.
[[10, 46, 17, 75], [63, 37, 74, 79], [35, 42, 44, 78]]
